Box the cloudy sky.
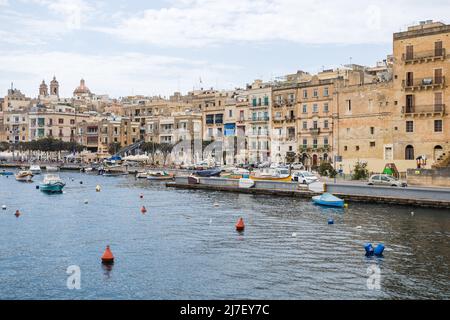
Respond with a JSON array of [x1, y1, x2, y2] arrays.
[[0, 0, 448, 98]]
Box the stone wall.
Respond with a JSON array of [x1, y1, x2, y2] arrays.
[[407, 168, 450, 187]]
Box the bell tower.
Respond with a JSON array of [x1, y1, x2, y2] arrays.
[[50, 76, 59, 97], [39, 80, 48, 97]]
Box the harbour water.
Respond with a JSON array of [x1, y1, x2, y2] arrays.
[[0, 172, 449, 299]]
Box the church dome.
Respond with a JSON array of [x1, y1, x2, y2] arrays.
[[74, 79, 91, 95]]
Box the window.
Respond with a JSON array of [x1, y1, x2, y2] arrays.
[[229, 110, 233, 117], [289, 146, 293, 152], [313, 104, 318, 113], [303, 121, 307, 130], [264, 96, 269, 106], [324, 120, 329, 129], [324, 137, 329, 146], [356, 146, 360, 151], [406, 121, 414, 133], [70, 119, 75, 125], [313, 121, 318, 129], [313, 89, 318, 97], [303, 105, 307, 113], [303, 90, 308, 99], [370, 142, 376, 147], [58, 118, 64, 124], [405, 145, 415, 160], [208, 128, 213, 137], [323, 103, 329, 113], [313, 139, 318, 148], [370, 127, 375, 135], [324, 87, 329, 97], [303, 139, 307, 147], [434, 120, 443, 132], [346, 100, 352, 112]]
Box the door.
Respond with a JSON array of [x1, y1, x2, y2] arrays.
[[435, 92, 443, 112], [406, 72, 414, 86], [434, 146, 444, 161], [435, 41, 443, 56], [435, 69, 443, 84], [380, 175, 391, 186], [406, 45, 414, 60], [406, 95, 414, 113]]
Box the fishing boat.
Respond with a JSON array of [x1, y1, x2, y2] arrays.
[[40, 174, 65, 193], [312, 193, 345, 208], [250, 167, 292, 182], [193, 168, 222, 178], [15, 170, 34, 182], [0, 170, 14, 176], [147, 171, 174, 181], [221, 168, 250, 179], [29, 165, 42, 175]]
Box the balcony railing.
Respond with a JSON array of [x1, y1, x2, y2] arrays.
[[309, 128, 321, 135], [402, 76, 445, 90], [249, 116, 270, 122], [402, 104, 445, 115], [402, 49, 446, 63]]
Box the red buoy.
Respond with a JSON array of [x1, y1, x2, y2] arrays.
[[235, 217, 245, 231], [101, 245, 114, 264], [14, 210, 21, 218], [141, 206, 147, 214]]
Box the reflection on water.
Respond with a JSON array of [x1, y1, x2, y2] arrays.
[[0, 172, 449, 300]]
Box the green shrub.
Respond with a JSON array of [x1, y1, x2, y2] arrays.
[[352, 161, 369, 180], [318, 162, 337, 178]]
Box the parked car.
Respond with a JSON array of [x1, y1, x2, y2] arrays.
[[290, 162, 305, 170], [292, 171, 320, 184], [368, 174, 407, 187]]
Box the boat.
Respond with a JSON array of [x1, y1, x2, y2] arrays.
[[221, 168, 250, 179], [40, 174, 66, 193], [147, 171, 174, 181], [136, 171, 148, 179], [188, 175, 200, 184], [312, 193, 345, 208], [15, 171, 34, 182], [250, 167, 292, 182], [193, 169, 222, 178], [239, 178, 255, 188], [29, 165, 42, 175], [0, 170, 14, 176], [46, 166, 60, 172]]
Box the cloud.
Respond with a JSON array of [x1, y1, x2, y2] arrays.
[[99, 0, 450, 47], [0, 51, 242, 98]]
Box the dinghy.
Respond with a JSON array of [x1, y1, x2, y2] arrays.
[[312, 193, 345, 208]]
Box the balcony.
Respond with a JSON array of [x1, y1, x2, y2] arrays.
[[402, 49, 446, 64], [285, 116, 296, 123], [309, 128, 321, 135], [402, 104, 445, 117], [402, 77, 445, 91], [249, 116, 270, 122]]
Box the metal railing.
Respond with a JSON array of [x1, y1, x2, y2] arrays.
[[402, 48, 446, 62], [402, 76, 445, 89], [402, 104, 445, 114]]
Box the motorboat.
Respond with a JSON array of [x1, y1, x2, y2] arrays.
[[16, 170, 34, 182], [46, 166, 59, 172], [40, 174, 65, 193], [193, 169, 222, 178], [312, 193, 345, 208], [147, 171, 174, 181], [29, 165, 42, 175], [0, 170, 14, 176], [250, 168, 292, 182]]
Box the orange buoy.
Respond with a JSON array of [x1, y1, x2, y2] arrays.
[[101, 245, 114, 264], [141, 206, 147, 214], [14, 210, 21, 218], [235, 217, 245, 231]]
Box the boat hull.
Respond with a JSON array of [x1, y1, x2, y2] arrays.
[[147, 176, 174, 181], [0, 172, 14, 176], [40, 183, 65, 193], [16, 175, 33, 182], [312, 195, 345, 208], [250, 176, 292, 182]]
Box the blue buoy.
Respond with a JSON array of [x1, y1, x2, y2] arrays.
[[365, 243, 374, 256], [36, 185, 40, 190], [374, 244, 385, 256], [328, 219, 334, 225]]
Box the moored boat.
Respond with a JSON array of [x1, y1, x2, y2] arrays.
[[193, 169, 222, 178], [46, 166, 59, 172], [147, 171, 174, 181], [312, 193, 345, 208], [250, 167, 292, 182], [0, 170, 14, 176], [40, 174, 65, 193], [16, 170, 34, 182], [29, 165, 42, 175]]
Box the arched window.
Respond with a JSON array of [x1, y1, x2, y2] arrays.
[[323, 153, 328, 162], [405, 145, 415, 160], [434, 145, 444, 160]]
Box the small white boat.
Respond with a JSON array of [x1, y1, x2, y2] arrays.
[[136, 172, 149, 179], [46, 166, 59, 172], [29, 165, 42, 175], [16, 171, 34, 182]]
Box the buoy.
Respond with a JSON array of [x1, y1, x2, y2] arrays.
[[328, 219, 334, 225], [235, 217, 245, 232], [36, 185, 40, 190], [141, 206, 147, 214], [356, 226, 362, 229], [214, 202, 219, 207], [140, 194, 144, 199], [374, 244, 385, 256], [96, 185, 101, 192], [344, 204, 349, 209], [292, 232, 297, 237], [84, 199, 89, 204], [80, 181, 83, 185], [101, 245, 114, 264], [411, 212, 414, 216], [365, 243, 374, 256], [14, 210, 21, 218], [2, 205, 6, 210]]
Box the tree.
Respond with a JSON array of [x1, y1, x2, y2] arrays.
[[0, 142, 10, 152], [142, 142, 160, 164], [318, 162, 337, 178], [159, 143, 174, 165], [352, 161, 369, 180], [108, 142, 122, 155]]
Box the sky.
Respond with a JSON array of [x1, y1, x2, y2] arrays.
[[0, 0, 448, 99]]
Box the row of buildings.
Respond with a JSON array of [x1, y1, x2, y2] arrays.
[[0, 21, 449, 173]]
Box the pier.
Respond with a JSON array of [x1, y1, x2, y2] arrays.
[[167, 177, 450, 209]]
